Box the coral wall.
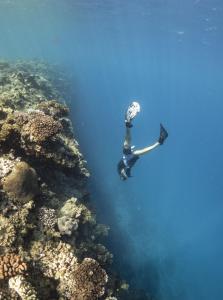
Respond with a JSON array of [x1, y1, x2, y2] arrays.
[[0, 60, 120, 300]]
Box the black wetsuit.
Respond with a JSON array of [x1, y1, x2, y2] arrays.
[[117, 147, 139, 178]]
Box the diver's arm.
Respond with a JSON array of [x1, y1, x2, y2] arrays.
[[133, 142, 160, 156]]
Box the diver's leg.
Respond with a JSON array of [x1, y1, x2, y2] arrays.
[[123, 126, 132, 149], [123, 102, 141, 150], [133, 142, 160, 156], [133, 123, 168, 156]]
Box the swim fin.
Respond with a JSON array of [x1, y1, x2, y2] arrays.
[[159, 123, 168, 144], [125, 101, 140, 126]]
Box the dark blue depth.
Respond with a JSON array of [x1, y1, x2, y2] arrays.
[[1, 1, 223, 299]]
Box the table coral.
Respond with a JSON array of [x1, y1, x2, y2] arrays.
[[0, 254, 27, 279], [2, 162, 39, 204], [9, 275, 38, 300]]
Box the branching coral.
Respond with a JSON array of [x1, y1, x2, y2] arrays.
[[9, 275, 38, 300], [10, 201, 34, 237], [30, 241, 77, 281], [38, 207, 57, 231], [30, 241, 108, 299], [2, 162, 39, 204], [0, 215, 16, 247], [0, 254, 27, 279], [0, 156, 16, 179]]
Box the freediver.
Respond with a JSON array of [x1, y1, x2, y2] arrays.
[[117, 102, 168, 180]]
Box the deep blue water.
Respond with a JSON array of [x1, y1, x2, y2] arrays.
[[1, 0, 223, 299]]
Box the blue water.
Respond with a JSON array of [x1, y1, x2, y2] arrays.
[[1, 0, 223, 299]]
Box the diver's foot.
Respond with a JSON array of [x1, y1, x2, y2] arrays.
[[158, 123, 168, 144], [125, 101, 140, 124], [125, 120, 133, 128]]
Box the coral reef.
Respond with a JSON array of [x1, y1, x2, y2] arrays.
[[0, 60, 133, 299]]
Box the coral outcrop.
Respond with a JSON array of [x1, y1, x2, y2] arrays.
[[0, 60, 134, 299]]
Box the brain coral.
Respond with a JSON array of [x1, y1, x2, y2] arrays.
[[0, 254, 27, 279], [71, 258, 108, 300], [22, 112, 62, 143], [2, 161, 39, 204]]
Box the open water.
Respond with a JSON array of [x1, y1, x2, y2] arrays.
[[0, 0, 223, 299]]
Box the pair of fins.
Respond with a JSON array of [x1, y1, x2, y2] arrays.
[[125, 101, 168, 144]]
